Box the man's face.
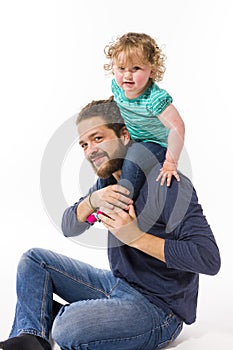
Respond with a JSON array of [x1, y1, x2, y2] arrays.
[[78, 116, 129, 178]]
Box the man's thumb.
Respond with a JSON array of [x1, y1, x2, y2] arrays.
[[128, 204, 136, 218]]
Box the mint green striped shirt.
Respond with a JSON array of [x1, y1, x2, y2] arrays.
[[112, 79, 173, 148]]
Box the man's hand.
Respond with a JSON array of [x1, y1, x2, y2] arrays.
[[76, 185, 133, 223], [98, 204, 165, 262], [90, 184, 133, 211], [98, 204, 144, 246]]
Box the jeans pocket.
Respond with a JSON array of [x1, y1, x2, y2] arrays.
[[157, 315, 183, 349]]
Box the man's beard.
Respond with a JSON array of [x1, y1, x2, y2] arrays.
[[90, 139, 127, 179], [96, 158, 124, 178]]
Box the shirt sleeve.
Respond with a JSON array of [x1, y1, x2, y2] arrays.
[[151, 84, 173, 115], [61, 182, 99, 237], [61, 176, 117, 238], [111, 79, 123, 102], [161, 176, 221, 275]]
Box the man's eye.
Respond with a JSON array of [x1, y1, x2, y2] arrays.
[[80, 143, 87, 149], [95, 136, 102, 142]]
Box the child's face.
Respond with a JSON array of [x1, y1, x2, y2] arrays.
[[113, 52, 153, 99]]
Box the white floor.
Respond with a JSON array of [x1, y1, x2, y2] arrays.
[[168, 325, 233, 349]]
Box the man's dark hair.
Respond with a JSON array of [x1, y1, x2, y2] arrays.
[[76, 96, 125, 137]]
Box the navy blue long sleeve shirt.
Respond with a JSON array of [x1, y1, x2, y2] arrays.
[[62, 165, 221, 324]]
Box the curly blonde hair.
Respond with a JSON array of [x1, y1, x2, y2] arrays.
[[104, 32, 166, 82]]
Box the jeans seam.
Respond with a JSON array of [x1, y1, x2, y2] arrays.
[[107, 277, 120, 297], [42, 263, 112, 299], [41, 270, 50, 338], [17, 329, 43, 337], [170, 322, 183, 341], [155, 315, 183, 349], [75, 328, 154, 349]]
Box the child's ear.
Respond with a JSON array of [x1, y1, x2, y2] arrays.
[[150, 70, 155, 79]]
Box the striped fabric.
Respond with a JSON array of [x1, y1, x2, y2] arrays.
[[112, 79, 173, 147]]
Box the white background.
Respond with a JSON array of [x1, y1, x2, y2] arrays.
[[0, 0, 232, 348]]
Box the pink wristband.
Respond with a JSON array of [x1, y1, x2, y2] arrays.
[[86, 214, 98, 224], [86, 210, 109, 224], [86, 210, 103, 224]]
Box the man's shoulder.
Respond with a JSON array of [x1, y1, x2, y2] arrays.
[[146, 165, 193, 190], [136, 166, 196, 232], [146, 166, 195, 206]]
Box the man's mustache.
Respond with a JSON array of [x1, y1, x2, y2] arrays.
[[89, 151, 109, 162]]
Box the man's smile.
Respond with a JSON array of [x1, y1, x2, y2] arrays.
[[90, 153, 109, 168]]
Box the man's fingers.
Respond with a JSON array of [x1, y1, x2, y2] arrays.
[[108, 195, 132, 211], [99, 205, 123, 217], [128, 204, 136, 219], [98, 213, 114, 226], [112, 184, 130, 196]]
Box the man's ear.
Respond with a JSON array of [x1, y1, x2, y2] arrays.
[[120, 126, 131, 145]]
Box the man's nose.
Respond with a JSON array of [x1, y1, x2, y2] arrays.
[[86, 143, 98, 158]]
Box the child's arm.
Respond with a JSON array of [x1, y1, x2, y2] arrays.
[[157, 104, 185, 186]]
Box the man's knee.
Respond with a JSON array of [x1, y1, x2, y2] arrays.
[[51, 305, 76, 348], [51, 304, 93, 349], [17, 248, 50, 274]]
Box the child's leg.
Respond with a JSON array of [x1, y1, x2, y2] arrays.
[[119, 141, 166, 200]]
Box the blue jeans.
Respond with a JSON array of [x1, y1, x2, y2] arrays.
[[9, 248, 183, 350], [119, 142, 166, 200]]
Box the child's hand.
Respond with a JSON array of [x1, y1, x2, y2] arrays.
[[156, 160, 180, 186]]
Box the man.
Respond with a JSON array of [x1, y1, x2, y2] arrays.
[[0, 99, 220, 350]]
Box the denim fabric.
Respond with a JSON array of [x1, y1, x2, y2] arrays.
[[119, 141, 166, 200], [9, 248, 182, 350]]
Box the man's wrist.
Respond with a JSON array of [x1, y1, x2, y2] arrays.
[[88, 192, 99, 211], [130, 232, 143, 247], [76, 194, 98, 222], [130, 233, 165, 262]]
